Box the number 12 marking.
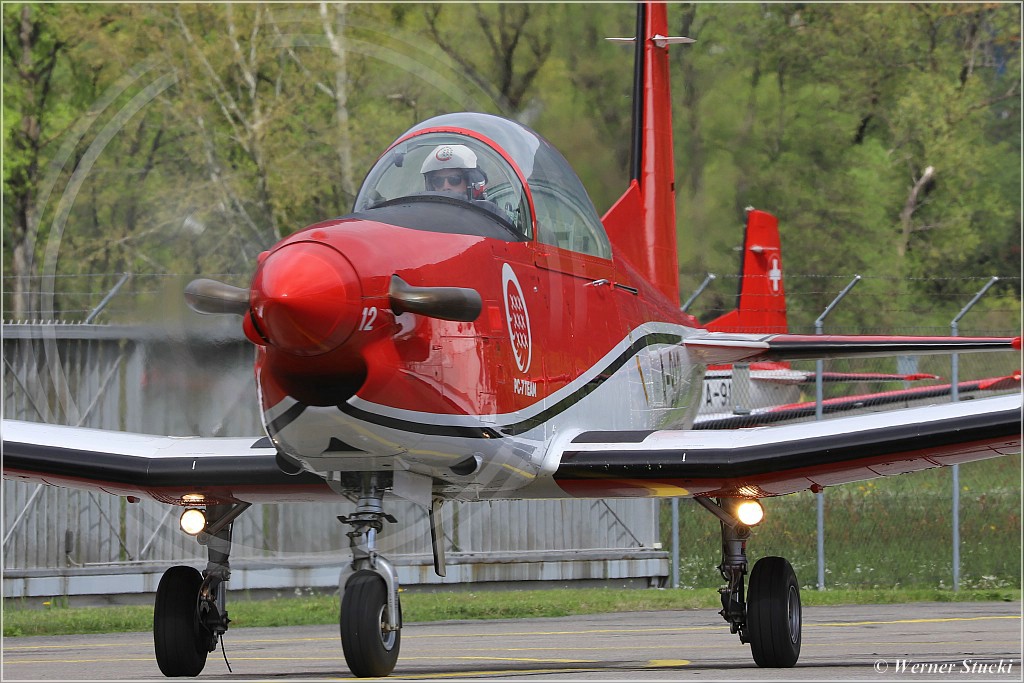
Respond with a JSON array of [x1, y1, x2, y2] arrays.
[[358, 306, 377, 331]]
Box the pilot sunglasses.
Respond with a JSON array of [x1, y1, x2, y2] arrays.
[[429, 173, 466, 189]]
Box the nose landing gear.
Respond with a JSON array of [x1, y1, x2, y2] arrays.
[[337, 473, 402, 678]]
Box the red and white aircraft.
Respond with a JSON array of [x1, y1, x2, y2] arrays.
[[695, 208, 947, 421], [3, 3, 1020, 677], [694, 210, 1018, 424]]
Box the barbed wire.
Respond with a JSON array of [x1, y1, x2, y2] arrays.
[[692, 274, 1019, 282], [3, 272, 1020, 327]]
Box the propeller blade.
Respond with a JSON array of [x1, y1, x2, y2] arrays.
[[389, 275, 482, 322], [184, 278, 250, 316]]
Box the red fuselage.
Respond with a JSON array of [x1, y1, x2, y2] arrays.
[[250, 211, 700, 419]]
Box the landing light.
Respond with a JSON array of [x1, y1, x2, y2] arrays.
[[180, 508, 208, 535], [736, 500, 764, 526]]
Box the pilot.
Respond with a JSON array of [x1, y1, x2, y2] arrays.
[[421, 144, 487, 200]]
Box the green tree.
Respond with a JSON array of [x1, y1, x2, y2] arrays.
[[4, 4, 69, 317], [674, 3, 1020, 331], [4, 4, 1017, 330], [422, 3, 555, 117]]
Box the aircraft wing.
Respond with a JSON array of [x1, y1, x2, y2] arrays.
[[2, 420, 334, 504], [684, 332, 1020, 365], [709, 362, 939, 386], [747, 370, 940, 386], [696, 372, 1022, 429], [811, 371, 939, 383], [551, 394, 1021, 499]]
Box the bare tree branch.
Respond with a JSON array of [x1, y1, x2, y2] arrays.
[[899, 165, 935, 258], [422, 4, 554, 114], [319, 2, 357, 200]]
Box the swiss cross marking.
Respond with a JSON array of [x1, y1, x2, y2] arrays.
[[769, 257, 782, 294]]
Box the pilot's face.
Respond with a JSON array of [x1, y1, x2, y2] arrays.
[[426, 170, 468, 194]]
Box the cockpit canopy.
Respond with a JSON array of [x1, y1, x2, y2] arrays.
[[353, 112, 611, 259]]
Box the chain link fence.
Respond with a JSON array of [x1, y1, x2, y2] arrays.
[[663, 454, 1021, 591], [4, 271, 1020, 594], [2, 320, 666, 598], [666, 348, 1021, 591]]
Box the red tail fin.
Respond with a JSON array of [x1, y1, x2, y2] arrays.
[[706, 209, 788, 333], [603, 3, 682, 304]]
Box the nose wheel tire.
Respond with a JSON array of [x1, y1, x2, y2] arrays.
[[153, 565, 210, 677], [747, 556, 801, 668], [340, 570, 401, 677]]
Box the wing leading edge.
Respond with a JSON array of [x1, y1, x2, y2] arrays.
[[552, 394, 1021, 499], [684, 332, 1020, 365], [696, 372, 1022, 429], [2, 420, 335, 504]]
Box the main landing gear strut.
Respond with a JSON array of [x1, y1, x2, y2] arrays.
[[337, 473, 402, 678], [153, 503, 248, 677], [151, 476, 409, 679], [696, 497, 802, 668]]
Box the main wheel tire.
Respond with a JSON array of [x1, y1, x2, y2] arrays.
[[747, 556, 801, 668], [153, 565, 209, 677], [340, 570, 401, 677]]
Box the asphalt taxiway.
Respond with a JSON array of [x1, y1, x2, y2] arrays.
[[3, 602, 1020, 680]]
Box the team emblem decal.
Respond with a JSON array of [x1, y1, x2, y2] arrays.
[[434, 145, 454, 162], [502, 263, 532, 373]]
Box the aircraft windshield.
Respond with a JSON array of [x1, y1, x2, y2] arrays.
[[354, 113, 610, 258], [353, 128, 531, 238]]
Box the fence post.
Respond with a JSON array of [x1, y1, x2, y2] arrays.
[[811, 275, 861, 590], [671, 498, 679, 588], [84, 273, 131, 324], [950, 277, 999, 401], [814, 275, 862, 420], [948, 276, 999, 592], [681, 273, 716, 313]]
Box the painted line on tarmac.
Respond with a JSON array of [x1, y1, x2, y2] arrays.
[[4, 613, 1017, 664], [448, 651, 704, 655], [802, 640, 1021, 647], [9, 642, 1018, 667], [403, 625, 721, 638], [398, 614, 1023, 641], [1, 635, 337, 651], [3, 641, 150, 651], [395, 667, 600, 679], [809, 615, 1021, 628], [401, 656, 599, 663], [3, 657, 156, 664], [7, 612, 1012, 651], [392, 660, 692, 680]]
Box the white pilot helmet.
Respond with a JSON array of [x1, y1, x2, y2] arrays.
[[420, 144, 478, 173]]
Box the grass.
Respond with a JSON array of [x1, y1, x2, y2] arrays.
[[4, 586, 1019, 638], [661, 456, 1022, 590]]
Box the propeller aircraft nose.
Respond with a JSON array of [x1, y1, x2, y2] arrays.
[[249, 241, 362, 356]]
